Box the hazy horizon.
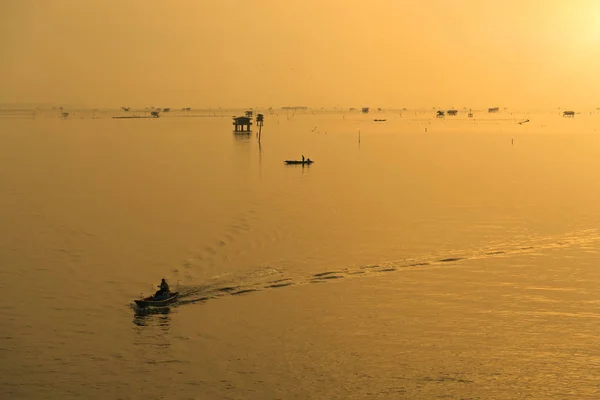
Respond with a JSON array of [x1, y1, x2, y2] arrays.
[[2, 1, 600, 109], [0, 103, 598, 113]]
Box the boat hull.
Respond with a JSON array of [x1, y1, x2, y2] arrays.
[[284, 160, 314, 165], [134, 292, 179, 308]]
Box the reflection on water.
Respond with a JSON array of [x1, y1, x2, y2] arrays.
[[130, 307, 178, 376], [233, 131, 253, 141], [4, 111, 600, 399], [132, 307, 172, 352], [132, 305, 172, 326]]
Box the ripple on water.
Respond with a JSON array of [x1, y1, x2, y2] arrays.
[[155, 229, 600, 311]]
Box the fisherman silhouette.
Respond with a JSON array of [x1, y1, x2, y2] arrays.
[[154, 278, 170, 300]]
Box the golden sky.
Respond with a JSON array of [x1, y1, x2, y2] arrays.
[[1, 0, 600, 108]]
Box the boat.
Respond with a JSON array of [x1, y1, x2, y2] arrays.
[[134, 292, 179, 308], [284, 160, 314, 165]]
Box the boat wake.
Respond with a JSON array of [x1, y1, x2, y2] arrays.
[[141, 228, 600, 310]]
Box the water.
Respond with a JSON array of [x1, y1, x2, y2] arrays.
[[2, 109, 600, 398]]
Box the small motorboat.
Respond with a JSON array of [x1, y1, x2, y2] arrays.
[[134, 292, 179, 308], [284, 160, 314, 165]]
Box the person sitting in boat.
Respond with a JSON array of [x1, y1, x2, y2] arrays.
[[302, 155, 305, 162], [154, 278, 170, 300]]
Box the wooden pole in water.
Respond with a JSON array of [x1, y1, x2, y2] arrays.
[[256, 113, 264, 142]]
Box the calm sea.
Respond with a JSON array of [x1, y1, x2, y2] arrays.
[[2, 108, 600, 399]]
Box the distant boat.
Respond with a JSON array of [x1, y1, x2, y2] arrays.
[[284, 160, 314, 165], [113, 116, 156, 119], [374, 119, 386, 122]]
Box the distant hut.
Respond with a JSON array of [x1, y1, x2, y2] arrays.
[[362, 107, 369, 113], [245, 110, 253, 118], [488, 107, 500, 113], [436, 110, 445, 118], [563, 110, 575, 118], [163, 108, 170, 112], [233, 116, 252, 132], [150, 111, 160, 118], [447, 109, 458, 116]]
